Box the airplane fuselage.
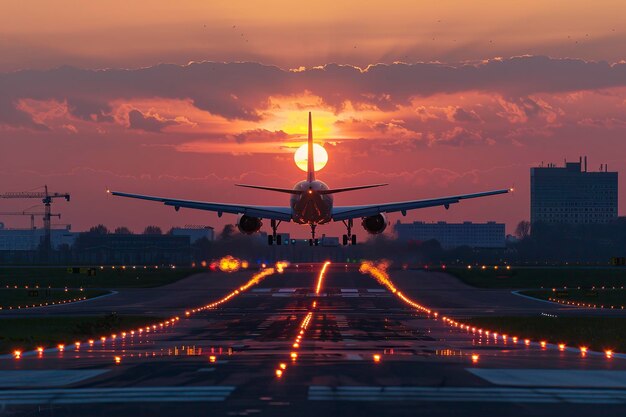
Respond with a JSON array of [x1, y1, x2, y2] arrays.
[[290, 180, 333, 224]]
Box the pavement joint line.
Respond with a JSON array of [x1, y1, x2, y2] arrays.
[[307, 386, 626, 403]]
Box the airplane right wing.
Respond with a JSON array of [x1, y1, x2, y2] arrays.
[[109, 191, 293, 221], [331, 189, 511, 221]]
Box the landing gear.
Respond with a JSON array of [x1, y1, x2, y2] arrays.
[[309, 224, 319, 246], [342, 219, 357, 245], [268, 219, 282, 245]]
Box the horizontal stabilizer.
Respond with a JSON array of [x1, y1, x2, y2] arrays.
[[235, 184, 302, 194], [318, 184, 388, 195]]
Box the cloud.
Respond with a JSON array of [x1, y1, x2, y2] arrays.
[[2, 56, 626, 130], [450, 107, 481, 123], [230, 129, 290, 144], [127, 109, 178, 132]]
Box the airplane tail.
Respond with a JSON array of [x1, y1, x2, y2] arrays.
[[307, 111, 315, 182]]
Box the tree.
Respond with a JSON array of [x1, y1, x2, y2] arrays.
[[143, 225, 162, 235], [514, 220, 531, 240], [219, 224, 236, 240], [114, 226, 133, 235], [88, 224, 109, 235]]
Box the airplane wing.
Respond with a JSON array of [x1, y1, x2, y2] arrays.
[[331, 189, 510, 221], [109, 191, 292, 221]]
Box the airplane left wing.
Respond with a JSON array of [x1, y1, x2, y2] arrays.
[[332, 189, 510, 221], [109, 191, 293, 221]]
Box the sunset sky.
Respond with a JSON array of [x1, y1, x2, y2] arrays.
[[2, 1, 626, 237]]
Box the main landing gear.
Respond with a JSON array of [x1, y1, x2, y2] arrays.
[[268, 219, 282, 245], [342, 219, 357, 245]]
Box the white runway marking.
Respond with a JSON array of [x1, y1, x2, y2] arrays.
[[0, 370, 109, 387], [0, 386, 235, 405], [468, 369, 626, 388], [308, 386, 626, 403]]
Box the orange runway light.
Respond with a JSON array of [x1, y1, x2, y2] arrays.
[[58, 344, 65, 352], [275, 369, 283, 378], [293, 343, 299, 348], [540, 341, 547, 349], [101, 336, 107, 342], [558, 344, 565, 351], [209, 355, 216, 363], [290, 352, 298, 360], [88, 339, 94, 345], [524, 339, 531, 346], [37, 347, 44, 354], [471, 354, 479, 363], [114, 356, 121, 365], [606, 350, 613, 359], [13, 350, 21, 359], [279, 363, 287, 370], [373, 354, 381, 363], [580, 347, 588, 356]]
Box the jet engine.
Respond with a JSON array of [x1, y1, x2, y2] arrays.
[[361, 213, 388, 234], [237, 214, 263, 234]]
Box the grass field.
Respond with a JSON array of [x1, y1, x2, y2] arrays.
[[466, 316, 626, 353], [0, 288, 108, 309], [521, 288, 626, 309], [0, 314, 163, 353], [0, 267, 195, 288], [448, 267, 626, 289]]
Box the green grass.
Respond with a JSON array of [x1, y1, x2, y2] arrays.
[[466, 316, 626, 353], [0, 314, 163, 353], [449, 267, 626, 289], [0, 288, 108, 310], [521, 288, 626, 309], [0, 267, 195, 288]]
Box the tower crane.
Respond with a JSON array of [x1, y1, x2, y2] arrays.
[[0, 211, 61, 230], [0, 185, 70, 254]]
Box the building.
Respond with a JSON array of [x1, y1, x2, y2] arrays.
[[0, 224, 77, 251], [72, 233, 191, 265], [531, 158, 618, 225], [170, 226, 214, 243], [394, 221, 505, 249]]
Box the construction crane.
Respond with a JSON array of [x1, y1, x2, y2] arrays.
[[0, 211, 61, 230], [0, 185, 70, 255]]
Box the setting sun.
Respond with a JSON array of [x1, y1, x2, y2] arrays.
[[294, 143, 328, 172]]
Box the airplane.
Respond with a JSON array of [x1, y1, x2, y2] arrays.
[[110, 112, 510, 246]]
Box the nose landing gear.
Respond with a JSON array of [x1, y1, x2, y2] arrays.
[[341, 219, 357, 245], [309, 223, 319, 246]]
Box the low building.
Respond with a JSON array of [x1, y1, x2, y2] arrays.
[[394, 220, 505, 249], [170, 226, 214, 243], [0, 225, 78, 251], [73, 233, 191, 265]]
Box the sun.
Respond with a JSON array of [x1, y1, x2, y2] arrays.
[[294, 143, 328, 172]]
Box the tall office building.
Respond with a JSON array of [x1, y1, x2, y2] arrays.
[[530, 157, 618, 225]]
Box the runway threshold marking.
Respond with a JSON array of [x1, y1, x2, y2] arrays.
[[308, 386, 626, 403], [0, 386, 235, 405], [468, 369, 626, 388]]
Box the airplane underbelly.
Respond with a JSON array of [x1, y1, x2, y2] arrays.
[[292, 195, 332, 224]]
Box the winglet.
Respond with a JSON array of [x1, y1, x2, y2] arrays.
[[307, 111, 315, 183]]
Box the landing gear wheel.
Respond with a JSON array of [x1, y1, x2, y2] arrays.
[[309, 239, 314, 246], [342, 234, 348, 246], [268, 235, 274, 245], [351, 234, 357, 245], [276, 234, 282, 245]]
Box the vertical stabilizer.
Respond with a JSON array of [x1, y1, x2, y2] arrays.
[[307, 112, 315, 182]]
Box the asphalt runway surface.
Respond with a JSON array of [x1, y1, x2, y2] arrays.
[[2, 264, 626, 416]]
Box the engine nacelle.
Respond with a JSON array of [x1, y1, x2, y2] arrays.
[[237, 215, 263, 234], [361, 213, 388, 234]]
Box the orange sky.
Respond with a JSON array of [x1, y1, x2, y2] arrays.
[[1, 2, 626, 237]]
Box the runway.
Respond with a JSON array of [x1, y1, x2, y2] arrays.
[[2, 263, 626, 416]]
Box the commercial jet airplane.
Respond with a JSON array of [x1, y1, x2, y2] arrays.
[[110, 113, 510, 245]]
